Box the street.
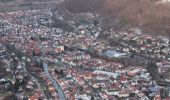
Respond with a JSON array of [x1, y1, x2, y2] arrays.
[[43, 63, 66, 100]]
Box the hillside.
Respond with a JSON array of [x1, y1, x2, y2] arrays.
[[104, 0, 170, 35], [59, 0, 170, 35]]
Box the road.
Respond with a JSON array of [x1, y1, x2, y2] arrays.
[[21, 61, 47, 98], [43, 63, 66, 100]]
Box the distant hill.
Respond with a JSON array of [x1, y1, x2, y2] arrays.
[[104, 0, 170, 35], [59, 0, 170, 36]]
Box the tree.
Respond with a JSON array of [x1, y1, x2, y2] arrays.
[[79, 86, 83, 92], [54, 69, 59, 75], [130, 54, 135, 58], [59, 70, 64, 75], [91, 95, 95, 100], [12, 78, 20, 93]]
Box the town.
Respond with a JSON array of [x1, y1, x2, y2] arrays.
[[0, 8, 170, 100]]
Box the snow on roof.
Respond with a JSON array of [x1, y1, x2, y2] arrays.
[[104, 50, 126, 58], [128, 68, 142, 74], [93, 70, 119, 78]]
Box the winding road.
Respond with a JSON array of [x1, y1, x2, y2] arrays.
[[43, 63, 66, 100]]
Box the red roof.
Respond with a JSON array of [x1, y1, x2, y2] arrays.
[[164, 97, 170, 100], [154, 95, 161, 100]]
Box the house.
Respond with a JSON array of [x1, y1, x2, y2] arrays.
[[55, 46, 64, 53], [105, 89, 119, 96], [127, 68, 142, 77], [28, 94, 39, 100], [75, 94, 91, 100], [157, 62, 170, 73], [118, 91, 130, 98], [93, 70, 119, 79], [154, 95, 161, 100], [33, 47, 41, 56]]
